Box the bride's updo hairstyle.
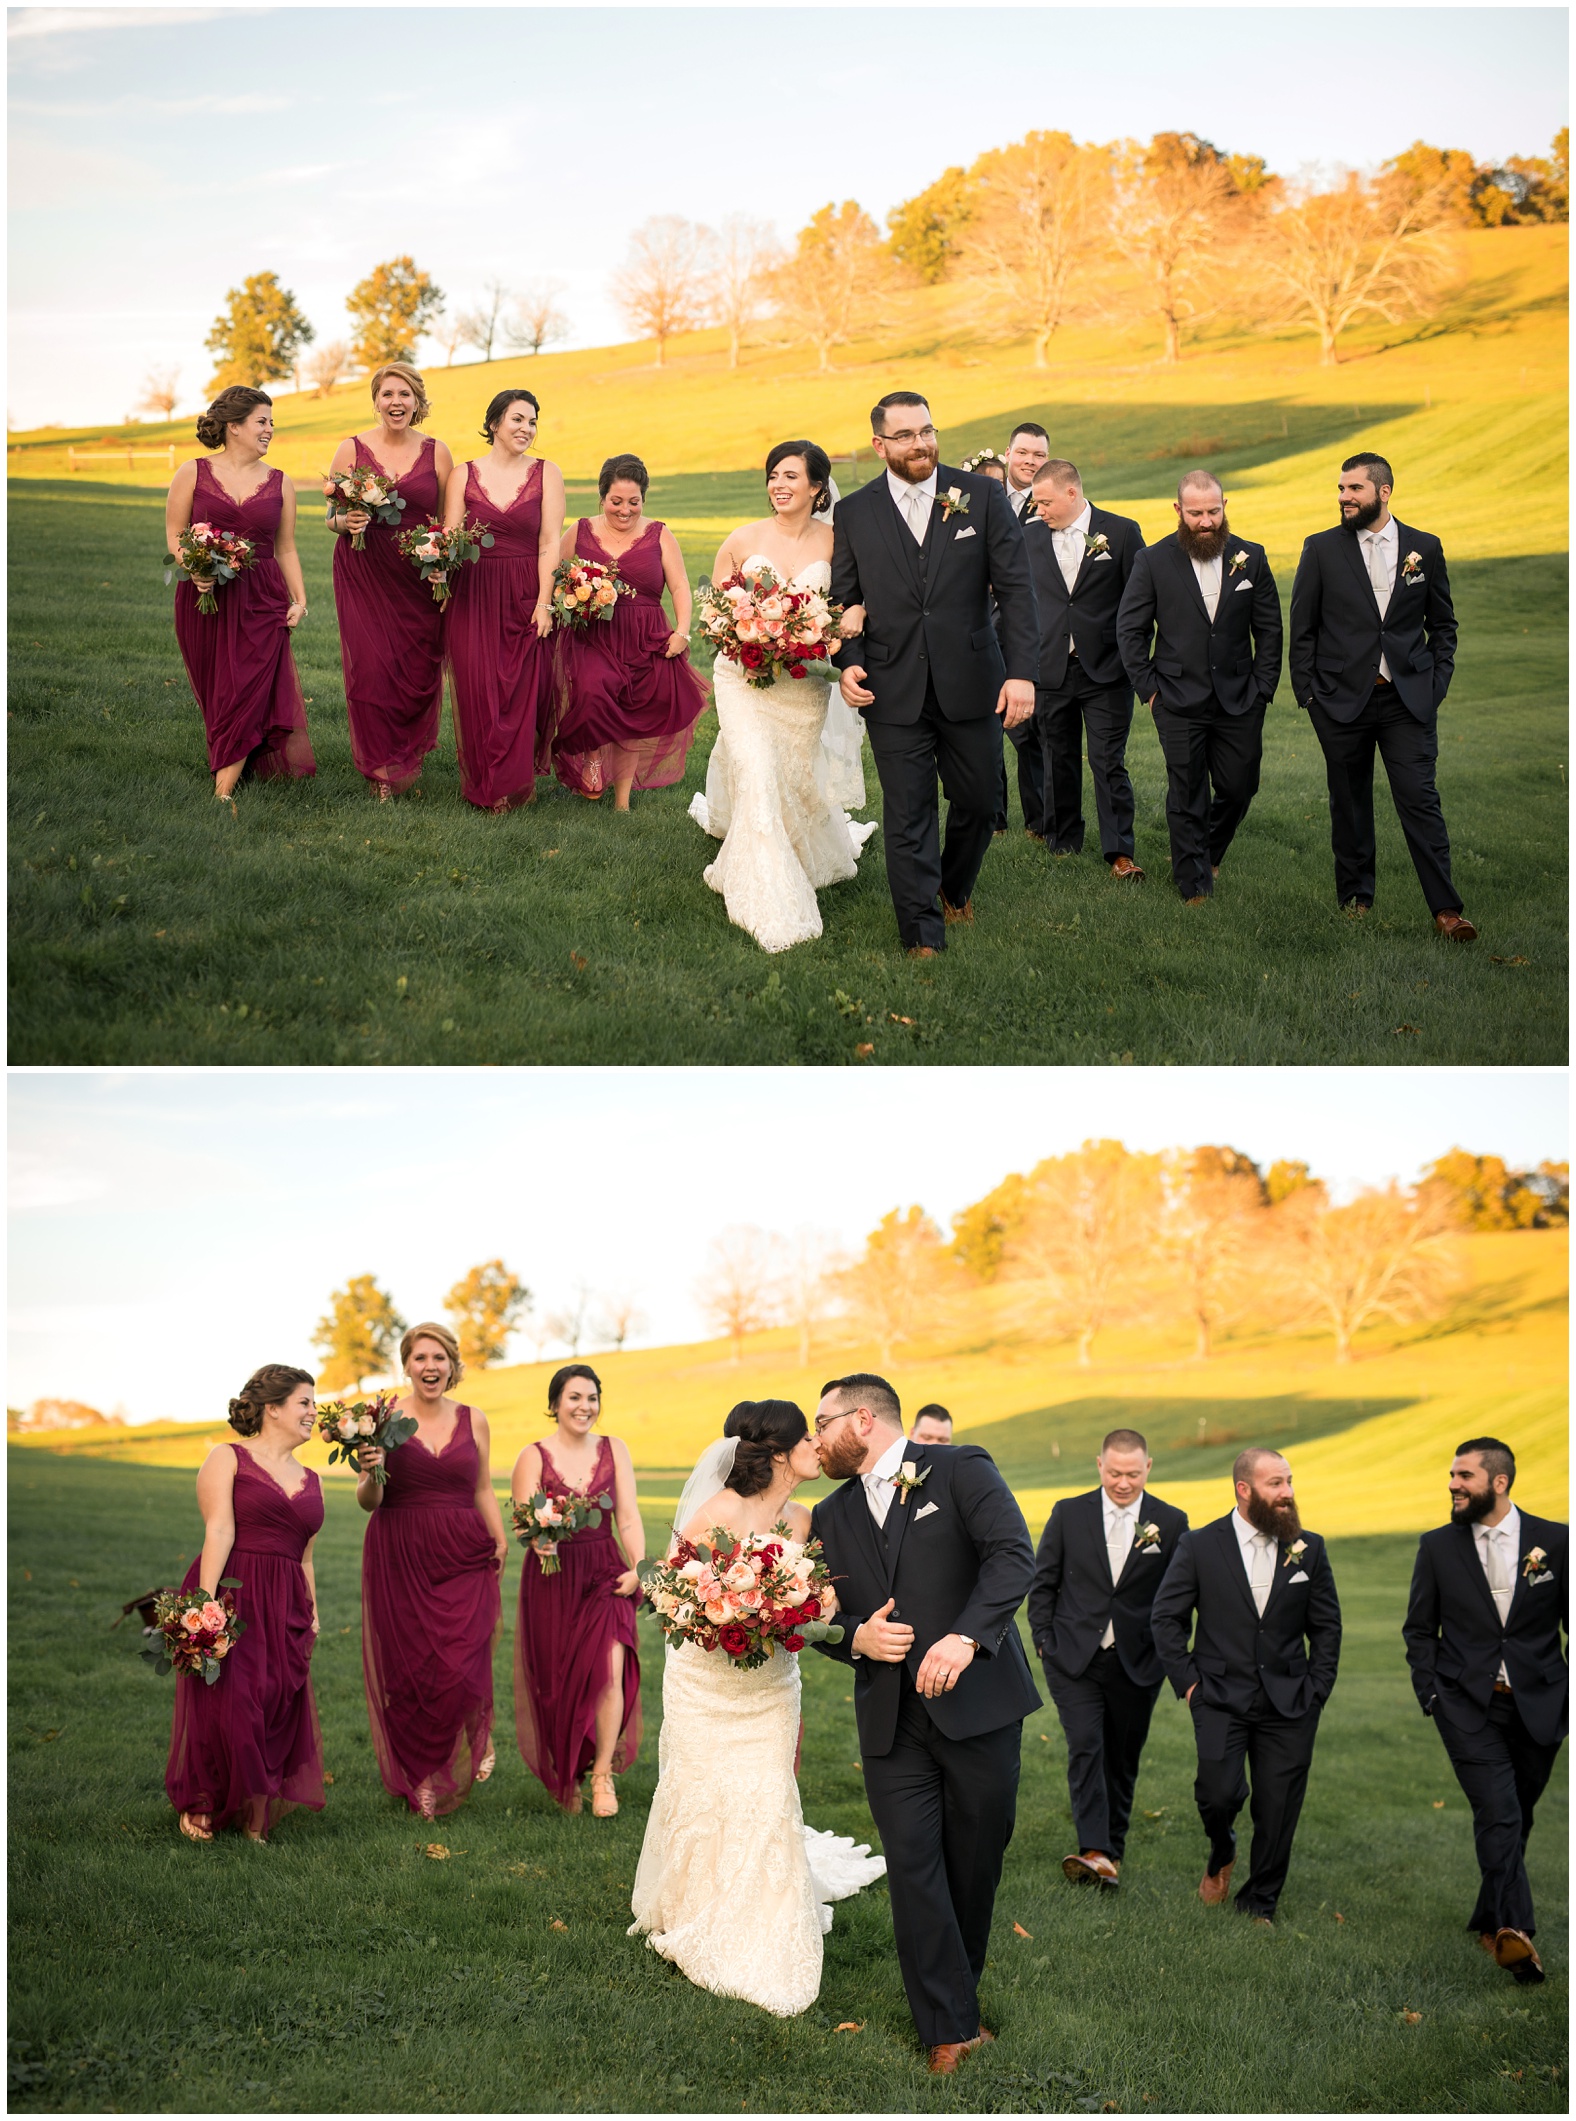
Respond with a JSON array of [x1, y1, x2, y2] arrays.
[[547, 1362, 602, 1415], [765, 440, 833, 516], [228, 1362, 314, 1436], [722, 1400, 808, 1496], [196, 386, 272, 451], [599, 454, 648, 499]]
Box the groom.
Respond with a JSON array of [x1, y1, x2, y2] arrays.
[[832, 393, 1040, 956], [810, 1374, 1041, 2073]]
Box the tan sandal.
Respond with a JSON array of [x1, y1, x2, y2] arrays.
[[475, 1743, 496, 1784], [178, 1809, 213, 1843], [590, 1771, 618, 1818]]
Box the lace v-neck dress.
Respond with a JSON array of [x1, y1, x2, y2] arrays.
[[331, 432, 445, 793], [444, 457, 550, 810]]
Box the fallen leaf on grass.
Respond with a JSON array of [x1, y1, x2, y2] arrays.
[[570, 952, 588, 971], [855, 1043, 874, 1060], [1013, 1922, 1034, 1939], [550, 1918, 569, 1932], [889, 1013, 915, 1026], [1144, 1808, 1166, 1819], [834, 2022, 864, 2033], [1433, 1800, 1445, 1809], [1392, 1023, 1422, 1036], [1039, 1733, 1050, 1742], [1333, 1910, 1344, 1922], [1489, 955, 1529, 966], [543, 848, 560, 858], [1401, 2011, 1422, 2025], [425, 1843, 450, 1860], [323, 1772, 334, 1786]]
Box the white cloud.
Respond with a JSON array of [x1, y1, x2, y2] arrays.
[[9, 8, 244, 39]]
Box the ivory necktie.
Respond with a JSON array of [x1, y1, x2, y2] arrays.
[[1100, 1508, 1132, 1647], [1250, 1532, 1275, 1617], [904, 489, 927, 544], [1367, 535, 1393, 679], [1056, 529, 1082, 595], [1484, 1525, 1512, 1620]]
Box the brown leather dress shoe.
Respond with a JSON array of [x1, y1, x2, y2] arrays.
[[927, 2028, 995, 2075], [906, 944, 939, 959], [1025, 829, 1046, 843], [1494, 1928, 1545, 1982], [1110, 855, 1145, 880], [1183, 893, 1210, 907], [941, 896, 974, 925], [1479, 1932, 1499, 1956], [1435, 910, 1477, 942], [1198, 1859, 1234, 1905], [1062, 1850, 1120, 1889]]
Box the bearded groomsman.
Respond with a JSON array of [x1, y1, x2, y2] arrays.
[[1026, 1429, 1187, 1888], [1116, 470, 1282, 902], [993, 422, 1052, 841], [1025, 461, 1147, 876], [1402, 1438, 1566, 1985], [1289, 453, 1473, 938], [1150, 1449, 1341, 1924]]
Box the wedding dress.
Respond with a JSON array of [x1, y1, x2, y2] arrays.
[[688, 557, 877, 954]]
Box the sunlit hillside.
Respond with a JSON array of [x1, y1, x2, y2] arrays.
[[20, 1230, 1565, 1536], [6, 227, 1565, 569]]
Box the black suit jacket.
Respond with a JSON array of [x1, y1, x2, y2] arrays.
[[1024, 506, 1146, 690], [1150, 1512, 1342, 1719], [830, 465, 1040, 724], [810, 1441, 1042, 1758], [1288, 519, 1457, 724], [1402, 1511, 1568, 1748], [1026, 1487, 1189, 1687], [1116, 534, 1282, 716]]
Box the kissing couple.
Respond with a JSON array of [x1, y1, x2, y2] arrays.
[[628, 1374, 1041, 2074]]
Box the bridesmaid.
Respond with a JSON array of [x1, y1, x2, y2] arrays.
[[356, 1321, 506, 1819], [326, 362, 454, 798], [441, 388, 565, 811], [166, 1363, 325, 1843], [544, 454, 708, 810], [512, 1364, 644, 1817], [165, 387, 315, 801]]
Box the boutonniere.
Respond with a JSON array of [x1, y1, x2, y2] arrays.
[[1227, 548, 1250, 577], [1082, 531, 1111, 560], [937, 487, 970, 523], [1132, 1521, 1162, 1551], [1282, 1538, 1308, 1569], [892, 1461, 931, 1506], [1521, 1546, 1548, 1581], [1400, 549, 1425, 585]]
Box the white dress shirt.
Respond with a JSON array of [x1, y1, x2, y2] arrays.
[[887, 467, 938, 545], [1006, 478, 1034, 520], [1361, 515, 1398, 680], [1232, 1506, 1277, 1617], [862, 1430, 910, 1528], [1192, 552, 1223, 621], [1053, 501, 1093, 654], [1474, 1503, 1519, 1685], [1099, 1492, 1139, 1648]]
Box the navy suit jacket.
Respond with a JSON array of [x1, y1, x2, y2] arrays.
[[1150, 1511, 1342, 1719], [1022, 505, 1145, 690], [1117, 533, 1282, 716], [1402, 1511, 1568, 1748], [1026, 1487, 1189, 1687], [1289, 518, 1457, 724]]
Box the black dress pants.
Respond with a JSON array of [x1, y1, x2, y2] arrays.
[[865, 683, 1000, 950], [1044, 1644, 1161, 1860], [1035, 668, 1137, 859], [993, 713, 1048, 836], [1190, 1694, 1321, 1917], [1149, 696, 1265, 899], [1433, 1692, 1563, 1937], [1306, 684, 1461, 915], [861, 1689, 1023, 2047]]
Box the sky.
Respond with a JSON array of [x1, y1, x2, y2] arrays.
[[8, 1066, 1567, 1423], [7, 3, 1568, 429]]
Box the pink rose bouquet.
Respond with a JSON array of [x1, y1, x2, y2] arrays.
[[323, 463, 408, 550], [549, 553, 633, 631], [165, 521, 258, 615], [513, 1488, 613, 1576], [396, 515, 494, 606], [315, 1392, 418, 1487], [637, 1525, 843, 1670], [142, 1582, 245, 1685], [695, 563, 845, 690]]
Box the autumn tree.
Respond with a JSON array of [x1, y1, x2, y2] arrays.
[[313, 1273, 405, 1392], [204, 271, 314, 392], [1422, 1150, 1570, 1230], [1162, 1144, 1267, 1358], [544, 1283, 594, 1355], [346, 254, 444, 368], [430, 310, 469, 366], [136, 366, 180, 420], [1001, 1142, 1165, 1364], [843, 1207, 960, 1363], [594, 1290, 647, 1350], [789, 201, 884, 371], [960, 132, 1112, 368], [458, 279, 511, 363], [949, 1170, 1030, 1282], [1265, 1159, 1321, 1205], [775, 1228, 846, 1367], [1250, 168, 1457, 364], [696, 1226, 780, 1363], [1112, 131, 1261, 361], [506, 280, 571, 356], [1384, 141, 1480, 224], [886, 165, 975, 284], [305, 340, 353, 397], [708, 215, 780, 368], [445, 1259, 532, 1369], [1270, 1181, 1462, 1362], [615, 216, 713, 367]]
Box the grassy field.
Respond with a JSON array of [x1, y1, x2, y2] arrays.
[[8, 1449, 1566, 2114], [19, 1232, 1566, 1541], [7, 227, 1566, 1066]]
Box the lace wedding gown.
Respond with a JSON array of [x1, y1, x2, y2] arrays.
[[629, 1639, 886, 2016], [689, 557, 877, 954]]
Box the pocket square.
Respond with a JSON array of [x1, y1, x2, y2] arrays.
[[1529, 1570, 1555, 1586], [1091, 552, 1112, 562], [1234, 578, 1252, 591], [953, 526, 976, 540], [1287, 1570, 1310, 1583], [913, 1501, 939, 1520]]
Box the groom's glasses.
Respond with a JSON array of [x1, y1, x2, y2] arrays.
[[879, 424, 937, 446], [814, 1411, 855, 1435]]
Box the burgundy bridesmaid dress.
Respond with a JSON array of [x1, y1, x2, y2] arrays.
[[361, 1404, 501, 1817], [444, 457, 550, 811], [332, 433, 444, 794], [514, 1434, 641, 1808], [165, 1443, 325, 1835], [173, 459, 316, 780], [545, 519, 708, 797]]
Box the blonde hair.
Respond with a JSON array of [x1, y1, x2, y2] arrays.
[[400, 1320, 464, 1383], [368, 362, 430, 427]]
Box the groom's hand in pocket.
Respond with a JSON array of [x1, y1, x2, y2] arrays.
[[915, 1633, 976, 1698], [852, 1597, 913, 1662], [839, 665, 874, 710]]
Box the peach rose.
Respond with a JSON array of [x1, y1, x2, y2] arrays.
[[337, 1415, 357, 1442], [210, 1635, 230, 1658], [181, 1608, 206, 1632], [357, 1414, 376, 1436], [199, 1600, 228, 1631]]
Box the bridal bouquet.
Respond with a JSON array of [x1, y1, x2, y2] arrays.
[[638, 1525, 843, 1670], [695, 565, 845, 690], [513, 1489, 612, 1575], [166, 522, 257, 615], [549, 554, 632, 630], [142, 1582, 246, 1685], [315, 1393, 418, 1487], [395, 515, 493, 605], [323, 463, 408, 550]]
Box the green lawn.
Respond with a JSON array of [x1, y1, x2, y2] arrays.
[[6, 476, 1567, 1064], [8, 1450, 1566, 2113]]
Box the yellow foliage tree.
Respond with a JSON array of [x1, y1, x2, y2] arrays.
[[312, 1273, 405, 1393], [790, 202, 884, 371], [1250, 168, 1458, 365], [1269, 1182, 1462, 1362], [844, 1206, 961, 1363], [960, 132, 1112, 368], [1001, 1141, 1165, 1364], [1161, 1145, 1268, 1358], [445, 1259, 532, 1370], [345, 255, 444, 370]]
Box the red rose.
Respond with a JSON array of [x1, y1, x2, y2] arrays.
[[718, 1624, 750, 1657], [740, 645, 764, 669], [800, 1598, 821, 1620], [758, 1543, 782, 1568], [787, 663, 806, 679], [784, 1634, 806, 1653]]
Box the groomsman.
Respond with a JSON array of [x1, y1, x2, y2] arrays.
[[910, 1404, 955, 1446], [1150, 1449, 1342, 1923], [1402, 1438, 1567, 1984], [1026, 1429, 1188, 1887], [1002, 423, 1051, 518], [993, 422, 1052, 840], [1116, 471, 1282, 902], [1289, 453, 1473, 938], [1025, 461, 1147, 875]]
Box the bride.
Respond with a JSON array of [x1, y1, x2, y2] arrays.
[[689, 442, 877, 954], [628, 1400, 885, 2016]]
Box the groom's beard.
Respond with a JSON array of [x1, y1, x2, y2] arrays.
[[1339, 494, 1384, 534], [1176, 515, 1230, 562], [818, 1429, 871, 1481], [1243, 1489, 1303, 1543], [1451, 1485, 1498, 1525]]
